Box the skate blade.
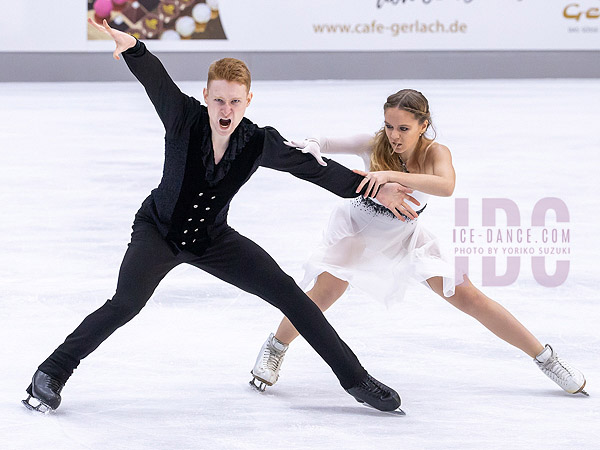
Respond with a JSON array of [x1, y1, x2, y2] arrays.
[[387, 408, 406, 416], [249, 378, 268, 392], [22, 395, 52, 414], [574, 380, 589, 396], [360, 402, 406, 416], [249, 371, 274, 392]]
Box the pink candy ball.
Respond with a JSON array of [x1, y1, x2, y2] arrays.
[[94, 0, 113, 19]]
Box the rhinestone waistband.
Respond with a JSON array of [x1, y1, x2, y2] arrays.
[[352, 196, 427, 221]]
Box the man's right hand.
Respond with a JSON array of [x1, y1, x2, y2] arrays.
[[374, 182, 420, 221], [88, 18, 137, 60]]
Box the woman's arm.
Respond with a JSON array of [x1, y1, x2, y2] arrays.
[[262, 128, 367, 197], [261, 128, 417, 220], [320, 134, 373, 156], [285, 134, 373, 166], [357, 144, 456, 198]]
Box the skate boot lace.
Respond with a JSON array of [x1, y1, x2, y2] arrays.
[[361, 376, 389, 398], [263, 346, 285, 373], [542, 356, 576, 385], [43, 375, 64, 395]]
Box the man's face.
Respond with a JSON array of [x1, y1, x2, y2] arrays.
[[203, 80, 252, 138]]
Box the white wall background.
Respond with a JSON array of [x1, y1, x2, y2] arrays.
[[0, 1, 599, 81], [1, 0, 600, 52]]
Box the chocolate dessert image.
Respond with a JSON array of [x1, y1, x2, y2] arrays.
[[87, 0, 226, 40]]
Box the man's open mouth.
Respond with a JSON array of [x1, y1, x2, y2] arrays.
[[219, 118, 232, 128]]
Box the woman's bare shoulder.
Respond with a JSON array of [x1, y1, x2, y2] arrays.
[[426, 142, 452, 161]]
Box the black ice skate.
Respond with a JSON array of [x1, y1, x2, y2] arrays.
[[22, 370, 64, 413], [346, 374, 404, 414]]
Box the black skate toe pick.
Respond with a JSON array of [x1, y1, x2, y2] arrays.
[[346, 374, 401, 412]]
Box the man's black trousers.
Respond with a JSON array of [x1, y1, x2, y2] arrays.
[[38, 210, 367, 389]]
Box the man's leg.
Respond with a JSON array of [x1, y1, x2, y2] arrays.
[[186, 227, 367, 389], [37, 215, 181, 384]]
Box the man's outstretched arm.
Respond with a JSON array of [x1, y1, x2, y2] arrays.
[[89, 19, 195, 134], [260, 127, 417, 220], [260, 127, 366, 198]]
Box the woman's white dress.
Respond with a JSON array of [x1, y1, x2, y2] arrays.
[[298, 135, 462, 307]]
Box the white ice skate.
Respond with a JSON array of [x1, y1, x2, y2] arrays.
[[250, 333, 289, 391], [534, 344, 588, 396]]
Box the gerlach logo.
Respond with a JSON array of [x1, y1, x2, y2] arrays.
[[563, 2, 600, 20]]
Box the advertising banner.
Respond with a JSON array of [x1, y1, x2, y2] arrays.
[[0, 0, 598, 52]]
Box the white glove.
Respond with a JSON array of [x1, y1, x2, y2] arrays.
[[284, 138, 327, 166]]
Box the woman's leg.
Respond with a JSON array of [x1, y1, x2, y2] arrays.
[[274, 271, 349, 344], [190, 228, 367, 389], [427, 276, 544, 357]]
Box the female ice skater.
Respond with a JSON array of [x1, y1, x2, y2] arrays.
[[22, 20, 414, 414], [250, 89, 588, 398]]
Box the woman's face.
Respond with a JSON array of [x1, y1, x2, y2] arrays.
[[384, 107, 428, 156]]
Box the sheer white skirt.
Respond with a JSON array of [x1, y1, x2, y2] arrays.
[[300, 196, 463, 307]]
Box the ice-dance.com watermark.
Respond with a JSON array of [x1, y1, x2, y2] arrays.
[[453, 198, 570, 287]]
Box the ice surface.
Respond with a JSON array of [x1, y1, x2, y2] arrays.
[[1, 77, 599, 450]]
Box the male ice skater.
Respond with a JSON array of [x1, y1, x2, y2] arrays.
[[23, 19, 413, 414]]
